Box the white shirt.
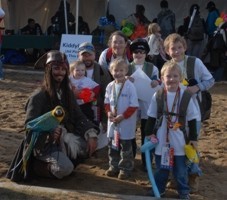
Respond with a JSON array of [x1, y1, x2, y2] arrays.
[[148, 34, 160, 56], [86, 68, 94, 80], [147, 88, 199, 155], [69, 75, 98, 90], [105, 79, 139, 139]]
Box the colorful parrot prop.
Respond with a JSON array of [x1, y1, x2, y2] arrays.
[[184, 144, 202, 176], [22, 106, 65, 176], [141, 137, 160, 198]]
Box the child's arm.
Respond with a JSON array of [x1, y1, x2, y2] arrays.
[[104, 103, 115, 123], [150, 67, 161, 88], [188, 58, 215, 93], [114, 106, 138, 124], [71, 85, 80, 98], [188, 119, 198, 149], [145, 117, 157, 136], [144, 116, 158, 142]]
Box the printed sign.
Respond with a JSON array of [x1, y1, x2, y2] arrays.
[[60, 34, 92, 63]]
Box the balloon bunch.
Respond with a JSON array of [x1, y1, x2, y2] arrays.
[[215, 11, 227, 27]]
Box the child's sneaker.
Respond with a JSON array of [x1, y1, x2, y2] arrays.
[[166, 178, 177, 189], [179, 194, 190, 199], [105, 168, 118, 177], [146, 189, 165, 197], [189, 174, 199, 193], [118, 170, 131, 180]]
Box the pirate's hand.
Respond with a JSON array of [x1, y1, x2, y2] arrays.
[[52, 126, 62, 144], [87, 137, 98, 157]]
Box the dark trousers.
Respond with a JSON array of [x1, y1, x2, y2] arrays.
[[108, 139, 134, 172]]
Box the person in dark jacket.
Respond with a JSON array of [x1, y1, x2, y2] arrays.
[[78, 42, 112, 131], [205, 1, 220, 38], [51, 0, 75, 35], [183, 4, 206, 58], [21, 18, 43, 61], [21, 18, 43, 35], [157, 0, 176, 39]]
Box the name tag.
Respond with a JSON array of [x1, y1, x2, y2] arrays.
[[161, 146, 174, 170], [111, 128, 120, 151]]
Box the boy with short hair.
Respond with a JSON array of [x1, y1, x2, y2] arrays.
[[164, 33, 214, 133], [104, 58, 139, 180], [145, 61, 199, 199], [163, 33, 214, 192]]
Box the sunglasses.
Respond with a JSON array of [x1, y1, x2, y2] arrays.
[[133, 49, 146, 54]]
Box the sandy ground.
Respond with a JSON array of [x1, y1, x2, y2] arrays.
[[0, 65, 227, 200]]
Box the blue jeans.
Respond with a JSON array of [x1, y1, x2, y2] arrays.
[[154, 155, 189, 195], [197, 121, 201, 138]]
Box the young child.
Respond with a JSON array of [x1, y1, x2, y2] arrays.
[[127, 38, 160, 170], [145, 61, 199, 199], [163, 33, 214, 192], [146, 23, 167, 71], [104, 58, 139, 180], [69, 60, 100, 124]]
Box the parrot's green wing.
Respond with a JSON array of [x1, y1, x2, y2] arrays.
[[22, 106, 65, 177]]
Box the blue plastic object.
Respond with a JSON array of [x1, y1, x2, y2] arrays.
[[141, 137, 160, 198]]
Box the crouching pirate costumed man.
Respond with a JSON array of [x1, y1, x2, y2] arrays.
[[6, 50, 99, 181]]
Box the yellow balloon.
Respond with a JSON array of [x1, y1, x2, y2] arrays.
[[184, 144, 199, 163], [215, 17, 224, 27]]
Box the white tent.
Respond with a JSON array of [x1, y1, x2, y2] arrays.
[[109, 0, 227, 31], [0, 0, 226, 34], [0, 0, 107, 34]]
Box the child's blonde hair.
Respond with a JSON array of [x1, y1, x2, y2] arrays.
[[161, 60, 183, 82], [164, 33, 187, 52], [109, 58, 129, 73], [69, 60, 85, 74], [148, 23, 160, 35]]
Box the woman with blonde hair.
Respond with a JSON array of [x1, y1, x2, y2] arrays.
[[147, 23, 167, 71]]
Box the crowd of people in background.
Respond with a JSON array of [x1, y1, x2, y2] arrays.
[[3, 0, 227, 199], [1, 0, 226, 81]]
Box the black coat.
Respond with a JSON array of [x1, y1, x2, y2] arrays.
[[6, 88, 99, 182]]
